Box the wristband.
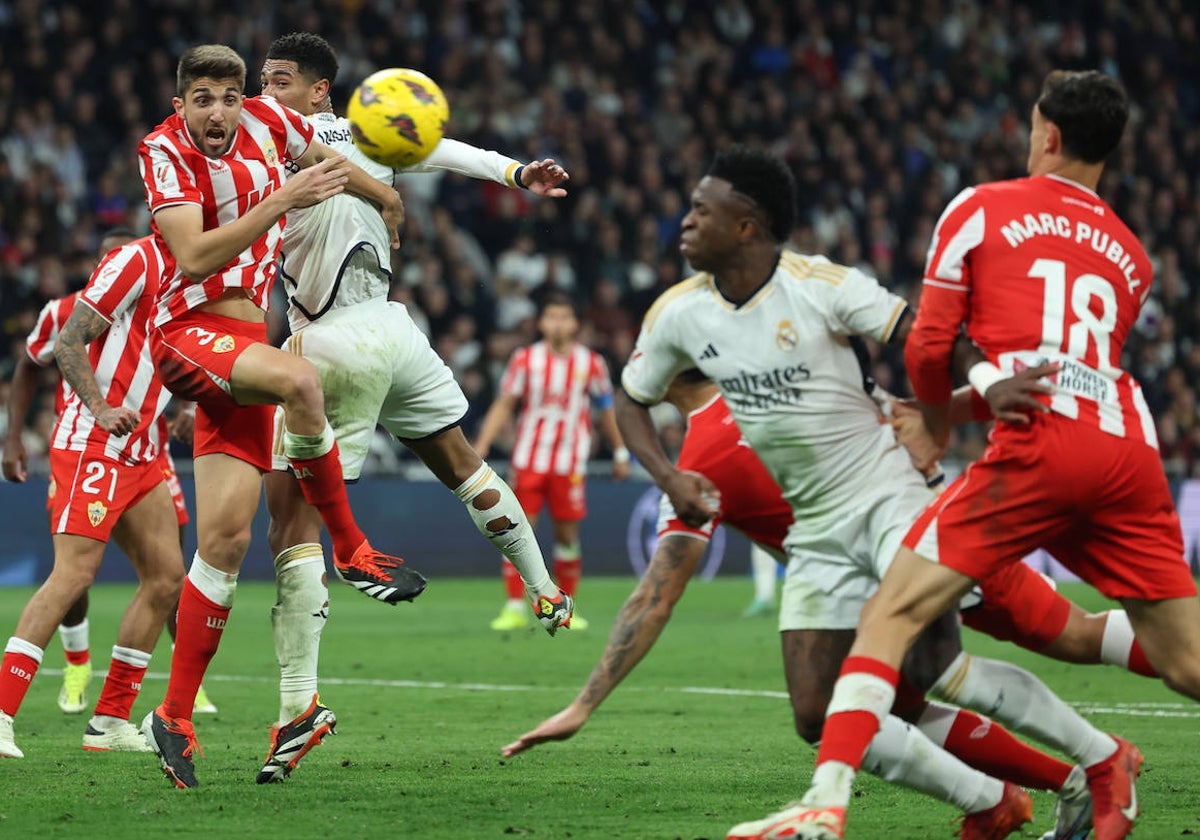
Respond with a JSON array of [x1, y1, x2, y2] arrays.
[[513, 164, 529, 189], [967, 361, 1005, 398], [613, 447, 631, 464]]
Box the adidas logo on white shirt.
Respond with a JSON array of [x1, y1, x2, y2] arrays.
[[699, 343, 720, 360]]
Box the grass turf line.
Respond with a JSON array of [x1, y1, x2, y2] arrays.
[[0, 579, 1197, 839]]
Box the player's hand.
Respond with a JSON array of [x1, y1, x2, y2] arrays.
[[381, 193, 405, 249], [284, 155, 351, 209], [2, 436, 28, 483], [890, 402, 945, 478], [169, 405, 195, 445], [986, 363, 1058, 424], [501, 704, 589, 757], [661, 469, 720, 529], [520, 159, 569, 198], [95, 405, 139, 436]]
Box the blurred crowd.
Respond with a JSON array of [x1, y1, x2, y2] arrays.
[[1, 0, 1199, 478]]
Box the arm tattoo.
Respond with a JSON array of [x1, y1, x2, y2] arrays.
[[55, 304, 113, 417], [578, 536, 696, 709]]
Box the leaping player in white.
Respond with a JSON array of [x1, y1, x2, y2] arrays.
[[254, 32, 573, 783]]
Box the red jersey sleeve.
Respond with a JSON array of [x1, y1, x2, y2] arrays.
[[25, 297, 73, 367], [587, 352, 614, 400], [907, 187, 984, 403], [79, 240, 151, 323], [139, 122, 202, 214]]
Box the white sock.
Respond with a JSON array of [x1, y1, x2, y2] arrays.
[[273, 544, 328, 723], [453, 463, 555, 597], [111, 645, 151, 669], [750, 545, 777, 603], [4, 637, 44, 663], [864, 714, 1004, 814], [807, 670, 898, 808], [283, 422, 335, 460], [933, 651, 1117, 767], [58, 619, 89, 656], [1100, 610, 1136, 670], [188, 553, 238, 607]]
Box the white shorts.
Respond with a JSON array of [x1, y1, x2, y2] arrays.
[[777, 468, 935, 631], [271, 299, 468, 480]]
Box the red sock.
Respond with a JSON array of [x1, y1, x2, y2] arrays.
[[1127, 638, 1158, 678], [162, 579, 229, 720], [65, 649, 90, 666], [0, 651, 40, 717], [94, 655, 149, 721], [815, 656, 898, 770], [942, 708, 1072, 791], [290, 441, 366, 561], [554, 558, 582, 598], [502, 560, 526, 600]]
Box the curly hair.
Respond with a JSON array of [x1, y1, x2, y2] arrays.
[[707, 145, 797, 243], [266, 32, 339, 84]]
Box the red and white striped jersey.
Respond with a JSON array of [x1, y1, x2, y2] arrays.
[[138, 96, 314, 327], [501, 341, 614, 475], [51, 237, 173, 465], [909, 174, 1157, 447], [26, 293, 80, 415]]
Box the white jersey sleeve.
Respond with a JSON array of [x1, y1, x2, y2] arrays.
[[403, 138, 522, 187], [809, 261, 909, 343], [621, 279, 705, 404]]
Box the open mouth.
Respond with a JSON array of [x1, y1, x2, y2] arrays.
[[204, 127, 226, 147]]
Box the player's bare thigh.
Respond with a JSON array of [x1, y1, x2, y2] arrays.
[[109, 481, 186, 585], [192, 452, 265, 572], [1122, 596, 1200, 700]]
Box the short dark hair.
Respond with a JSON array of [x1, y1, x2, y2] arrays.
[[1036, 70, 1128, 163], [177, 44, 246, 96], [266, 32, 339, 84], [707, 145, 797, 243], [537, 288, 578, 318]]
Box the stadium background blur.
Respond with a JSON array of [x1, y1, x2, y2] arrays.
[[0, 0, 1197, 485]]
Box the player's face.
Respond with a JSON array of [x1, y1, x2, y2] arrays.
[[260, 60, 321, 117], [174, 78, 244, 158], [680, 176, 743, 271], [538, 303, 579, 347]]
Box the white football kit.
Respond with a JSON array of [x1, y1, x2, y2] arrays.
[[622, 251, 935, 630], [271, 112, 527, 478]]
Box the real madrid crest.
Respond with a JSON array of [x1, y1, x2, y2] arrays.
[[87, 500, 108, 527], [776, 320, 798, 351]]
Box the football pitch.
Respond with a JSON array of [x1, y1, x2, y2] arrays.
[[1, 578, 1198, 839]]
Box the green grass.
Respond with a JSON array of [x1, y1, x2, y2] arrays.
[[0, 579, 1198, 839]]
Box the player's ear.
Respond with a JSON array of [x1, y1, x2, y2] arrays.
[[172, 97, 184, 117], [1043, 119, 1063, 156], [313, 78, 330, 110]]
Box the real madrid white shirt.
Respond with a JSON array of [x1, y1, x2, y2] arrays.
[[279, 112, 526, 332], [621, 251, 910, 519]]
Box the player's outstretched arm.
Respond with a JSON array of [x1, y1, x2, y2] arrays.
[[55, 303, 138, 435], [501, 534, 705, 757], [3, 354, 42, 482], [517, 159, 569, 197]]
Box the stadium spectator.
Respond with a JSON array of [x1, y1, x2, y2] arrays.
[[0, 1, 1198, 487]]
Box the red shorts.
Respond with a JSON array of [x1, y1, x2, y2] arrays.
[[151, 312, 274, 471], [49, 448, 165, 540], [963, 562, 1072, 651], [158, 452, 189, 527], [905, 412, 1196, 602], [513, 468, 586, 522]]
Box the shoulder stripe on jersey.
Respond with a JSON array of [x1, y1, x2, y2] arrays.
[[641, 274, 708, 333], [931, 206, 986, 282]]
